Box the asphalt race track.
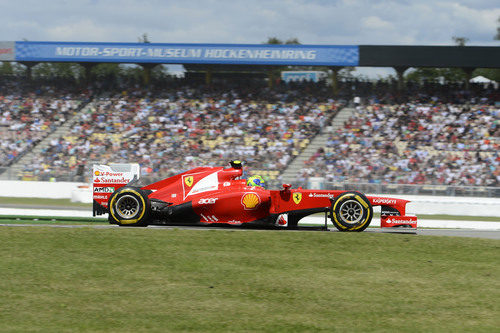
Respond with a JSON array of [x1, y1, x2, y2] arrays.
[[0, 206, 499, 239], [1, 222, 500, 239], [372, 228, 500, 240]]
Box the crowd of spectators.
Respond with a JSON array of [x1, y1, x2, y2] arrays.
[[302, 102, 499, 187], [21, 83, 340, 185], [337, 78, 500, 105], [2, 74, 499, 190], [0, 79, 89, 168]]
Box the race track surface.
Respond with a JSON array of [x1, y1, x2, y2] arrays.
[[1, 223, 500, 239], [0, 206, 499, 239]]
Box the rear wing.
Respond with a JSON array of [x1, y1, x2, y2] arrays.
[[92, 164, 140, 216]]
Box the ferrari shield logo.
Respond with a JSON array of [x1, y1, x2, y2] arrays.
[[293, 192, 302, 204], [185, 176, 194, 187]]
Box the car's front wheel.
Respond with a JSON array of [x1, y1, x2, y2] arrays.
[[108, 187, 150, 226], [330, 191, 372, 232]]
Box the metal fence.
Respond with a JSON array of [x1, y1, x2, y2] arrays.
[[0, 167, 14, 180], [322, 182, 500, 198], [2, 166, 499, 198], [0, 167, 89, 183]]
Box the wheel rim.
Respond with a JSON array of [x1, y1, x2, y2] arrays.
[[115, 194, 140, 219], [339, 199, 363, 224]]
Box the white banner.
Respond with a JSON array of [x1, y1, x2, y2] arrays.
[[0, 41, 15, 61]]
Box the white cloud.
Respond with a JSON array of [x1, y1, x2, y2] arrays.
[[0, 0, 498, 45], [361, 16, 394, 30]]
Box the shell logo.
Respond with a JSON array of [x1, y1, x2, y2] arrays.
[[241, 193, 261, 210], [94, 171, 100, 176]]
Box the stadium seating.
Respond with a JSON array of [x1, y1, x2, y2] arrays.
[[0, 81, 85, 168], [302, 102, 499, 187], [17, 86, 340, 186], [1, 77, 498, 189]]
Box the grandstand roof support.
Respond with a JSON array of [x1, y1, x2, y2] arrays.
[[461, 67, 476, 90], [393, 66, 409, 92], [329, 66, 342, 96], [205, 68, 212, 86], [19, 61, 37, 81], [267, 68, 277, 88], [140, 63, 157, 86], [79, 62, 96, 86]]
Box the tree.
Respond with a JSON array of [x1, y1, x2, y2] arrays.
[[261, 37, 303, 87], [138, 33, 151, 43], [122, 64, 144, 82], [284, 37, 300, 45], [265, 37, 282, 45], [452, 36, 469, 46], [474, 17, 500, 81], [263, 37, 301, 45], [0, 62, 14, 75], [406, 36, 470, 84], [405, 68, 441, 83], [405, 67, 466, 84], [90, 63, 122, 85], [151, 65, 169, 81], [495, 16, 500, 40], [31, 63, 83, 80], [472, 68, 500, 82]]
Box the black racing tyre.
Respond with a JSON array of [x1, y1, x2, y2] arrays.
[[108, 186, 151, 227], [330, 191, 373, 232]]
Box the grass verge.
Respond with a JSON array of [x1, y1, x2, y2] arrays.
[[0, 227, 498, 332], [0, 215, 107, 225]]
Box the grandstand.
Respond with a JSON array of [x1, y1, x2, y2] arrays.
[[298, 102, 499, 195], [2, 83, 341, 186], [0, 41, 499, 195], [1, 75, 498, 195], [0, 79, 89, 177]]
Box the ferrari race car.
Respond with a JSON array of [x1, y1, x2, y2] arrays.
[[92, 161, 417, 231]]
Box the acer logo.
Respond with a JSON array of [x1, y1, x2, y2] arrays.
[[198, 198, 218, 205]]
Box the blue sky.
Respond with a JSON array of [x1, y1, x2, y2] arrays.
[[1, 0, 499, 77]]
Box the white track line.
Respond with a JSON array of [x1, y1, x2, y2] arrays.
[[296, 216, 500, 230], [0, 208, 94, 218], [1, 208, 499, 230]]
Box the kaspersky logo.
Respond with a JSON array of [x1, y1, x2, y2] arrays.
[[293, 192, 302, 204]]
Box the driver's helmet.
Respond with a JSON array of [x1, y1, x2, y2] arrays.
[[247, 175, 266, 188]]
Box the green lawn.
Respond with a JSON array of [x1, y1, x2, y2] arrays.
[[0, 215, 107, 225], [0, 227, 498, 332]]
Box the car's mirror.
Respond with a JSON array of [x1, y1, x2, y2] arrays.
[[281, 184, 292, 191]]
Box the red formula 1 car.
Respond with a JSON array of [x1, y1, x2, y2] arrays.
[[92, 161, 417, 231]]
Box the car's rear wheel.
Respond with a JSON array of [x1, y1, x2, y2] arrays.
[[108, 187, 150, 226], [330, 191, 372, 232]]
